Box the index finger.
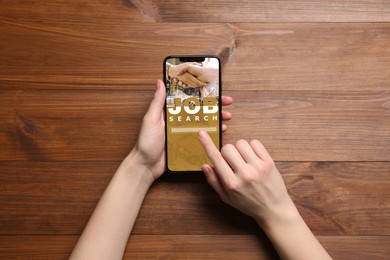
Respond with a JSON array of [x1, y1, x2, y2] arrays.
[[198, 130, 236, 184]]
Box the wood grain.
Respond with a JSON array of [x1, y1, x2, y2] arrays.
[[127, 235, 390, 259], [0, 235, 389, 259], [1, 161, 389, 236], [226, 90, 390, 161], [143, 0, 390, 23], [0, 0, 142, 24], [1, 23, 389, 91], [1, 0, 390, 258], [1, 89, 389, 161], [0, 88, 148, 161], [1, 0, 390, 23]]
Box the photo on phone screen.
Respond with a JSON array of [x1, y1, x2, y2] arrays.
[[164, 56, 221, 172]]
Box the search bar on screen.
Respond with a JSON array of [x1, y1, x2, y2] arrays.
[[171, 127, 217, 133]]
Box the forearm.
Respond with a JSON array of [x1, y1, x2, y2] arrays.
[[70, 150, 154, 260], [259, 202, 332, 260]]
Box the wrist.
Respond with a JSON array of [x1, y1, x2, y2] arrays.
[[118, 149, 156, 188], [255, 196, 301, 233], [256, 198, 331, 260]]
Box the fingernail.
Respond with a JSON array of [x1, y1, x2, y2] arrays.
[[198, 130, 207, 138]]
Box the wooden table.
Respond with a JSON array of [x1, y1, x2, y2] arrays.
[[1, 1, 390, 259]]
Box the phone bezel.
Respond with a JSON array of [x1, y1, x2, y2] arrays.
[[163, 55, 222, 173]]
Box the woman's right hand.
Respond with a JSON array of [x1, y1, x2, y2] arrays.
[[198, 131, 332, 260], [197, 130, 298, 228]]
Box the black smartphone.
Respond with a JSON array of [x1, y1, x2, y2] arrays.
[[164, 55, 222, 172]]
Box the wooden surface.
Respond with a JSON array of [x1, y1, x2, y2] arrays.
[[1, 0, 390, 259]]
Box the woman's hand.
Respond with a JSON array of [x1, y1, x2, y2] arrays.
[[131, 80, 233, 183], [198, 131, 332, 260], [132, 80, 167, 182], [71, 80, 234, 260], [198, 131, 296, 227]]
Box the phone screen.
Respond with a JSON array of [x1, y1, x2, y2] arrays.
[[164, 56, 221, 172]]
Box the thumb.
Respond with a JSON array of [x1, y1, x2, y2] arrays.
[[145, 80, 166, 121]]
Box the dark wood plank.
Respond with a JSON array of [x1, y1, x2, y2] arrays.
[[0, 89, 148, 161], [1, 23, 389, 92], [224, 23, 390, 92], [0, 235, 76, 259], [0, 22, 232, 87], [226, 90, 390, 161], [144, 0, 390, 23], [1, 161, 389, 236], [1, 0, 390, 23], [0, 235, 389, 259], [125, 235, 390, 259], [1, 89, 389, 161], [0, 0, 142, 24]]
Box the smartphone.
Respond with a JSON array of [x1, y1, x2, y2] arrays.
[[164, 55, 221, 172]]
